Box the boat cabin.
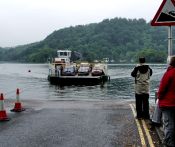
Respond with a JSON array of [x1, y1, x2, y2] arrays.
[[55, 50, 72, 64]]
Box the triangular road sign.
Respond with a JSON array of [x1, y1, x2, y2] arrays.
[[151, 0, 175, 26]]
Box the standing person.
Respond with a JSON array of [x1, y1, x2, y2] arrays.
[[131, 57, 153, 119], [158, 56, 175, 147], [150, 90, 162, 127], [151, 99, 162, 127]]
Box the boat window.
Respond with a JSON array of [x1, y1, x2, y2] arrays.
[[60, 52, 63, 56], [60, 52, 68, 56]]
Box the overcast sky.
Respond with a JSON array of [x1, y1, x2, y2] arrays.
[[0, 0, 163, 47]]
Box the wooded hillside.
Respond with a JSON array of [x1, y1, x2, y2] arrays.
[[0, 17, 171, 63]]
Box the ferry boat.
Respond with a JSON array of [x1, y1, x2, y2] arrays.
[[48, 50, 110, 86]]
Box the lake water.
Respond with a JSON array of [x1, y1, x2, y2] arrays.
[[0, 63, 167, 103]]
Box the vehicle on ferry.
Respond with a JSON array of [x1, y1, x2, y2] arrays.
[[62, 65, 77, 76], [78, 63, 91, 76], [48, 49, 110, 86], [91, 64, 105, 76]]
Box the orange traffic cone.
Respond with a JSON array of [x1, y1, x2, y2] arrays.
[[11, 88, 25, 112], [0, 93, 10, 121]]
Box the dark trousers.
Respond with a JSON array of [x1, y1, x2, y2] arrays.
[[161, 108, 175, 147], [135, 93, 150, 119]]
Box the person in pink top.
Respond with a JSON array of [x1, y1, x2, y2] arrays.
[[158, 56, 175, 147]]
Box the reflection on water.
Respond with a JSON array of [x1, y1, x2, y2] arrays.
[[0, 63, 166, 102]]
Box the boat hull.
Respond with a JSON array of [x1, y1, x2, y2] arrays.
[[48, 75, 109, 86]]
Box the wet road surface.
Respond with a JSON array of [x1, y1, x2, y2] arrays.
[[0, 99, 161, 147]]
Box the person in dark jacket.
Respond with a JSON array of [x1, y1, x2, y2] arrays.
[[131, 57, 153, 119], [158, 56, 175, 147]]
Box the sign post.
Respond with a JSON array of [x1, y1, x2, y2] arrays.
[[151, 0, 175, 58], [168, 26, 173, 57]]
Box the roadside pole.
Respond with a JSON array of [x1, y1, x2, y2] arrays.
[[168, 26, 173, 56], [167, 26, 173, 63]]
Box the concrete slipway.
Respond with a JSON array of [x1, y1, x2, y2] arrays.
[[0, 99, 163, 147]]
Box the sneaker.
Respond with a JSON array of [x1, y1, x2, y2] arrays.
[[150, 121, 161, 127], [135, 116, 142, 120], [142, 115, 150, 120]]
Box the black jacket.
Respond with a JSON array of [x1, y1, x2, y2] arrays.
[[131, 65, 153, 78], [131, 64, 153, 94]]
